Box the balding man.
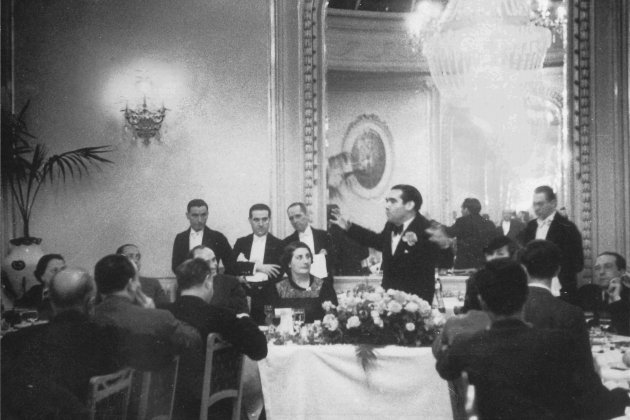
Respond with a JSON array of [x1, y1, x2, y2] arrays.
[[2, 268, 121, 420]]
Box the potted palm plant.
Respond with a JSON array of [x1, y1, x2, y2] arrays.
[[1, 100, 113, 298]]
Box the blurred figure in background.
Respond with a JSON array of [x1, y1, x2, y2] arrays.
[[497, 209, 525, 241], [116, 244, 170, 307]]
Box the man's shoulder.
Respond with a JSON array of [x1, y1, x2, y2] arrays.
[[234, 233, 253, 244], [174, 228, 190, 239], [204, 226, 229, 240]]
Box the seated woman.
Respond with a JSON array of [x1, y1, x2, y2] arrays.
[[272, 241, 338, 323], [15, 254, 65, 319]]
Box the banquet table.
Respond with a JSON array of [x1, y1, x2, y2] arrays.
[[254, 344, 451, 420]]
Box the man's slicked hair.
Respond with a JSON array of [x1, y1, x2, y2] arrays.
[[249, 203, 271, 219], [462, 198, 482, 215], [534, 185, 556, 202], [115, 243, 138, 255], [287, 202, 307, 214], [187, 199, 209, 212], [94, 254, 136, 295], [598, 252, 627, 271], [520, 240, 562, 279], [476, 259, 528, 316], [175, 258, 211, 291], [391, 184, 423, 212], [34, 254, 64, 283]]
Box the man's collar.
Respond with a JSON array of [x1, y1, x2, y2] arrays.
[[537, 211, 556, 225], [401, 216, 415, 232], [299, 225, 313, 236], [253, 233, 267, 241], [529, 282, 552, 292], [190, 227, 204, 234]]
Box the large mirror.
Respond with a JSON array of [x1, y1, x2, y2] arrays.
[[320, 0, 571, 275]]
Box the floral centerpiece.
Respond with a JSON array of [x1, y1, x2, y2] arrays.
[[265, 284, 446, 347]]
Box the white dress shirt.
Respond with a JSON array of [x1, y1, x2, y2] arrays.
[[250, 234, 267, 265], [299, 225, 316, 255], [391, 217, 415, 252], [502, 220, 511, 236], [535, 211, 556, 240], [189, 228, 203, 250]]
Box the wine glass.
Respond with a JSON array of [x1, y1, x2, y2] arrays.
[[599, 315, 612, 347]]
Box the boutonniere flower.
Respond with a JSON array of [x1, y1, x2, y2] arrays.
[[402, 232, 418, 246]]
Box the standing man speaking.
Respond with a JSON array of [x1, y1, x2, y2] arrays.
[[331, 184, 452, 303]]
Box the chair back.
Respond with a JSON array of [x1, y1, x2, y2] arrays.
[[137, 356, 180, 420], [199, 333, 245, 420], [87, 367, 134, 420]]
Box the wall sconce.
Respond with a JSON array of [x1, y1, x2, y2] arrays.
[[122, 96, 168, 145]]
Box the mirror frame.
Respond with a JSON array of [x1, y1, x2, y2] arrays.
[[297, 0, 593, 276]]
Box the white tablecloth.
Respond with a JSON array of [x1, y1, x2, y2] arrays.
[[257, 344, 451, 420]]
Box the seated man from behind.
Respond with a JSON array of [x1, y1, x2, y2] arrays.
[[169, 258, 267, 418], [436, 259, 630, 420], [579, 252, 630, 335], [190, 245, 249, 315], [93, 254, 200, 370], [2, 267, 121, 420], [116, 243, 170, 307], [520, 240, 590, 352]]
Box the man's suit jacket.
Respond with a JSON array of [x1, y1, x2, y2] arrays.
[[172, 226, 237, 275], [94, 295, 201, 370], [578, 283, 630, 335], [1, 311, 121, 419], [346, 214, 453, 303], [437, 318, 629, 420], [496, 218, 525, 241], [233, 233, 283, 276], [518, 213, 584, 292], [233, 233, 284, 324], [522, 285, 591, 352], [283, 226, 332, 254], [168, 295, 267, 405], [447, 214, 498, 269]]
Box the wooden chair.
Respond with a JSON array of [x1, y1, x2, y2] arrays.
[[87, 367, 134, 420], [137, 356, 180, 420], [199, 333, 245, 420]]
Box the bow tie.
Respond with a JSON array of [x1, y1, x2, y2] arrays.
[[392, 224, 404, 235]]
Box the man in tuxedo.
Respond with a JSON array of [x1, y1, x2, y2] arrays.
[[116, 244, 170, 307], [189, 245, 249, 315], [168, 258, 267, 419], [171, 199, 236, 275], [2, 267, 121, 420], [436, 259, 630, 420], [94, 254, 200, 370], [578, 252, 630, 335], [446, 197, 498, 269], [518, 185, 584, 302], [331, 184, 452, 303], [520, 240, 590, 352], [233, 203, 283, 324], [497, 209, 525, 241]]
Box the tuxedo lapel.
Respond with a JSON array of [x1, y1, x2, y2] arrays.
[[242, 234, 254, 260]]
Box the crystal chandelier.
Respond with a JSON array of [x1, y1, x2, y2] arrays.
[[122, 96, 168, 145], [422, 0, 552, 107]]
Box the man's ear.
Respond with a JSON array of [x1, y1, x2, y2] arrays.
[[404, 201, 415, 212]]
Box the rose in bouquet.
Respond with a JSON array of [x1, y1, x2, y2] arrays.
[[320, 284, 445, 346]]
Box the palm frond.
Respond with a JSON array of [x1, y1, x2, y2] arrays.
[[41, 145, 114, 184]]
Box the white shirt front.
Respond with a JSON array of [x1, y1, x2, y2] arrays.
[[299, 225, 316, 255], [502, 220, 511, 236], [250, 234, 267, 264], [391, 217, 415, 253], [535, 211, 556, 240], [189, 228, 203, 250]]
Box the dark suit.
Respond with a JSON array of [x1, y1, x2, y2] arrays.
[[94, 295, 201, 370], [578, 283, 630, 335], [168, 295, 267, 418], [496, 218, 525, 241], [437, 318, 629, 420], [209, 273, 249, 315], [447, 214, 498, 269], [518, 213, 584, 297], [233, 233, 283, 324], [283, 226, 332, 254], [346, 214, 453, 303], [172, 226, 236, 275], [523, 285, 591, 354], [139, 276, 170, 308], [1, 311, 121, 420]]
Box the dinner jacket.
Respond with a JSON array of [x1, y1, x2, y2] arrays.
[[496, 218, 525, 241], [167, 295, 267, 411], [518, 213, 584, 295], [139, 276, 170, 308], [346, 214, 453, 303], [577, 283, 630, 335], [447, 214, 498, 269], [283, 226, 333, 254], [436, 318, 630, 420], [94, 295, 201, 370], [233, 233, 283, 277], [233, 233, 284, 324], [209, 273, 249, 315], [1, 311, 121, 419], [171, 226, 237, 275], [522, 285, 591, 353]]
